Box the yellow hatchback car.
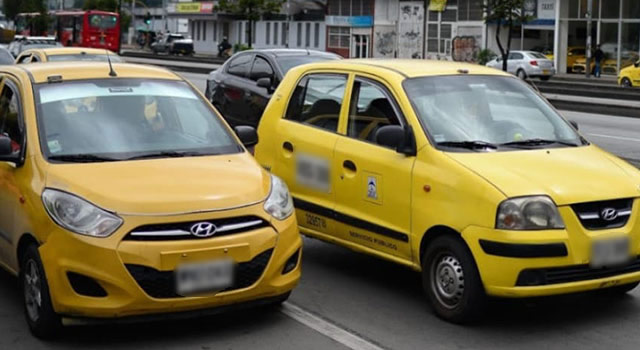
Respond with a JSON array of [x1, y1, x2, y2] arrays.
[[619, 60, 640, 87], [15, 47, 122, 64], [0, 62, 301, 338], [255, 60, 640, 323]]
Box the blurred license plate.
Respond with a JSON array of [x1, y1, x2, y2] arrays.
[[543, 69, 550, 74], [590, 237, 630, 268], [176, 259, 233, 295]]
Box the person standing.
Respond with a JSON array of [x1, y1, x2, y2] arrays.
[[594, 45, 604, 78]]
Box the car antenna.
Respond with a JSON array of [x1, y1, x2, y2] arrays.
[[106, 49, 117, 77]]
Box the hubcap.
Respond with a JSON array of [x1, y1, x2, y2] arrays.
[[431, 254, 465, 309], [518, 71, 526, 79], [24, 259, 42, 322]]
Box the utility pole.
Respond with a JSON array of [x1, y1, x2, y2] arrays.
[[585, 0, 593, 78]]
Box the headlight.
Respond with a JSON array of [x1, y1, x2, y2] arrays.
[[42, 189, 123, 237], [496, 196, 564, 230], [264, 175, 294, 220]]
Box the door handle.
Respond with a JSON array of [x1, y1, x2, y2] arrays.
[[343, 160, 357, 172], [283, 141, 294, 152]]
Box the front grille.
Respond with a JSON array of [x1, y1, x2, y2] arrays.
[[571, 198, 633, 230], [516, 256, 640, 286], [125, 249, 273, 299], [124, 216, 270, 241]]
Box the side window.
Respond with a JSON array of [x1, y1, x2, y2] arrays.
[[227, 54, 253, 78], [31, 54, 40, 62], [508, 52, 523, 60], [347, 79, 401, 145], [285, 74, 347, 133], [249, 56, 274, 81], [0, 82, 23, 153], [17, 54, 31, 64]]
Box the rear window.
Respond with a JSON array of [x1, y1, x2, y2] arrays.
[[529, 52, 547, 59], [89, 14, 118, 30]]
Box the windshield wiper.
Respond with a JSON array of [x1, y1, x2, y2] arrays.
[[125, 151, 207, 160], [437, 140, 498, 150], [49, 154, 120, 163], [501, 138, 579, 147]]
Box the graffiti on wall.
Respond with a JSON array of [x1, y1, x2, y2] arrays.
[[451, 36, 480, 62], [398, 1, 424, 59], [374, 26, 397, 58]]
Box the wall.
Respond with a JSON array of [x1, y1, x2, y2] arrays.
[[397, 1, 424, 58]]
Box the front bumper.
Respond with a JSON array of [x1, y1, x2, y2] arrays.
[[462, 202, 640, 298], [39, 203, 302, 318]]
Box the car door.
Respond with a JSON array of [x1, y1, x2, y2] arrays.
[[332, 76, 415, 260], [245, 55, 276, 127], [507, 52, 523, 74], [271, 73, 349, 240], [0, 76, 26, 265], [216, 53, 255, 126]]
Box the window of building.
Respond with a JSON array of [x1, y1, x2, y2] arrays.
[[191, 22, 195, 40], [282, 22, 287, 46], [297, 23, 302, 46], [238, 22, 243, 43], [196, 21, 201, 41], [458, 0, 483, 21], [306, 22, 311, 47], [266, 22, 271, 45], [314, 23, 320, 47], [274, 22, 279, 45], [285, 74, 347, 133], [328, 26, 350, 48], [253, 22, 257, 44], [213, 21, 217, 41], [202, 21, 207, 41], [347, 79, 401, 146]]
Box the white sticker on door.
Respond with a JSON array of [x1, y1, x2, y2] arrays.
[[367, 176, 377, 199]]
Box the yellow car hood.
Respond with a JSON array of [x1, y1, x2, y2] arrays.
[[45, 153, 270, 215], [446, 145, 640, 205]]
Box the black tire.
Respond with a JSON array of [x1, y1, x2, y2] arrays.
[[422, 235, 486, 324], [540, 76, 551, 81], [517, 69, 527, 80], [621, 78, 633, 87], [20, 245, 62, 339], [598, 282, 639, 295]]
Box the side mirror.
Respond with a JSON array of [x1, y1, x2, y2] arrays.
[[0, 135, 12, 156], [374, 125, 416, 156], [635, 61, 639, 68], [256, 77, 274, 93], [234, 125, 258, 148], [570, 120, 579, 130]]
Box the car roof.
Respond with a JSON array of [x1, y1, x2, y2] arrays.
[[6, 62, 181, 84], [243, 48, 340, 58], [23, 47, 118, 56], [293, 59, 511, 79]]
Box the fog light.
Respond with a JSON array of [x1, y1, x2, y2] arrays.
[[282, 249, 300, 274], [516, 270, 546, 286], [67, 272, 107, 297]]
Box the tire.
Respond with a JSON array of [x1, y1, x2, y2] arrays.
[[516, 69, 527, 80], [598, 282, 639, 295], [540, 76, 551, 81], [422, 235, 486, 324], [621, 78, 633, 87], [20, 244, 62, 339]]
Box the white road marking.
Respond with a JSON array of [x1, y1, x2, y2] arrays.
[[587, 133, 640, 143], [281, 302, 386, 350]]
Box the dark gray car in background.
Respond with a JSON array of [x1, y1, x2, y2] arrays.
[[206, 49, 341, 127]]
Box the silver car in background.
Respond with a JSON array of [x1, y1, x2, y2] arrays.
[[486, 50, 555, 80]]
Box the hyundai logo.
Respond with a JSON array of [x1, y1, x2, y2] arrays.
[[190, 222, 217, 238], [600, 208, 618, 221]]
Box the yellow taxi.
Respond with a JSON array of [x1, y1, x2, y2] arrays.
[[15, 47, 122, 64], [618, 59, 640, 87], [255, 59, 640, 323], [566, 46, 586, 73], [0, 62, 301, 338]]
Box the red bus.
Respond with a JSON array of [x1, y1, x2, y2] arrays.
[[16, 10, 120, 52]]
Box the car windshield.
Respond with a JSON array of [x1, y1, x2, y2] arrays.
[[278, 55, 339, 74], [36, 79, 241, 161], [89, 14, 118, 30], [403, 75, 583, 151], [47, 54, 122, 62]]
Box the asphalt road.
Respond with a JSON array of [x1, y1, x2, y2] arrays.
[[2, 67, 640, 349]]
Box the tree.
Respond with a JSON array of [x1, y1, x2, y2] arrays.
[[484, 0, 530, 72], [216, 0, 285, 48]]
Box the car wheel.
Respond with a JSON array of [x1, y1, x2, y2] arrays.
[[517, 69, 527, 80], [422, 235, 486, 324], [621, 78, 633, 87], [21, 244, 61, 339], [598, 282, 639, 295]]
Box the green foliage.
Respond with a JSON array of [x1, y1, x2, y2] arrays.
[[3, 0, 21, 21], [475, 49, 497, 65], [216, 0, 285, 47], [233, 43, 250, 53], [484, 0, 530, 71]]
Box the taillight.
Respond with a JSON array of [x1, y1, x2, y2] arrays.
[[530, 60, 538, 66]]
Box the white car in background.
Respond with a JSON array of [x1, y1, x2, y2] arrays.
[[486, 50, 555, 80]]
